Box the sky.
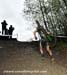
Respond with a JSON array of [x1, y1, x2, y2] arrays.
[[0, 0, 36, 41]]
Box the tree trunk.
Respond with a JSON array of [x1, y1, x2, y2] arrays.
[[63, 0, 67, 7], [38, 0, 49, 31]]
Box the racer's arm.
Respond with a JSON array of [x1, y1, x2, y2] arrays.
[[33, 31, 37, 40]]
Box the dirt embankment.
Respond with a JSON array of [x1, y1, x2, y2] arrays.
[[0, 40, 67, 75]]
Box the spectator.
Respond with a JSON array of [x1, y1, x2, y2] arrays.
[[9, 25, 14, 38], [1, 20, 8, 35]]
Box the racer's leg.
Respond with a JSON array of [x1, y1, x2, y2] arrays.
[[46, 43, 52, 56], [39, 41, 44, 56], [46, 42, 54, 61]]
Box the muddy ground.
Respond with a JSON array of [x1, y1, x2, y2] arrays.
[[0, 40, 67, 75]]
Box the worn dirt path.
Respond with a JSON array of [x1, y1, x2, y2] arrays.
[[0, 40, 67, 75]]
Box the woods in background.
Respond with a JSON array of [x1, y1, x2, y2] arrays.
[[24, 0, 67, 36]]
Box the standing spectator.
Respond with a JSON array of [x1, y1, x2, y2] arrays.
[[1, 20, 8, 35], [9, 25, 14, 39]]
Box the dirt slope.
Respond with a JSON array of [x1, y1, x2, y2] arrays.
[[0, 40, 67, 75]]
